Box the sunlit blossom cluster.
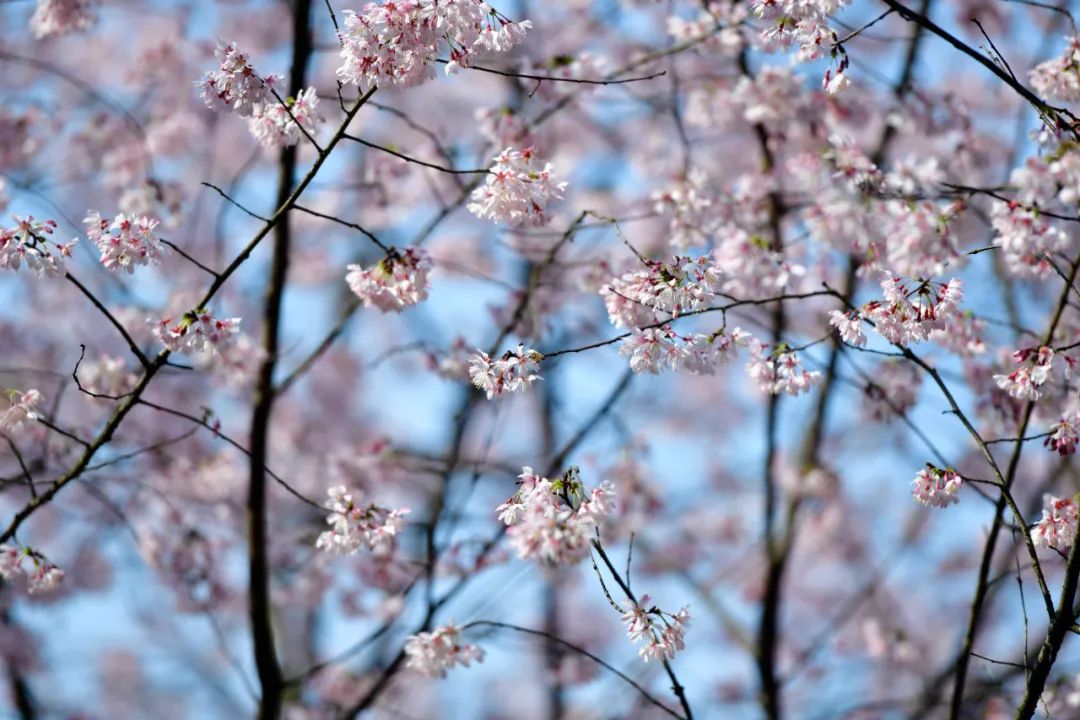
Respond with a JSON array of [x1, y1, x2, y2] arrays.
[[84, 211, 167, 273], [345, 246, 433, 312], [314, 485, 410, 556], [337, 0, 531, 89], [601, 254, 723, 328], [404, 624, 485, 678], [468, 147, 566, 227], [830, 273, 964, 348], [994, 346, 1056, 403], [151, 309, 241, 356], [1047, 410, 1080, 457], [198, 41, 324, 150], [746, 341, 821, 396], [621, 596, 691, 662], [197, 41, 282, 118], [1030, 35, 1080, 102], [496, 466, 615, 565], [1032, 495, 1080, 552], [0, 215, 76, 277], [911, 464, 962, 508], [468, 344, 543, 399], [248, 87, 323, 151], [620, 326, 752, 376], [29, 0, 95, 39], [0, 389, 43, 433], [0, 544, 64, 595]]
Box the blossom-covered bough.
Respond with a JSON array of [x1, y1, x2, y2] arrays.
[[8, 0, 1080, 718]]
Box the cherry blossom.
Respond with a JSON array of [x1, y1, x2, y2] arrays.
[[345, 247, 432, 312], [1030, 36, 1080, 102], [1047, 410, 1080, 456], [84, 211, 167, 273], [468, 345, 543, 399], [601, 255, 723, 328], [496, 467, 615, 565], [336, 1, 530, 90], [829, 309, 865, 347], [618, 326, 751, 376], [151, 309, 241, 356], [315, 485, 410, 556], [911, 465, 963, 508], [404, 624, 485, 678], [467, 147, 566, 227], [0, 544, 64, 595], [248, 87, 324, 151], [197, 41, 282, 118], [1032, 495, 1080, 552], [0, 389, 43, 432], [994, 346, 1056, 402], [0, 215, 76, 277], [989, 158, 1071, 279], [29, 0, 95, 39], [746, 342, 821, 396], [621, 596, 691, 662], [849, 273, 965, 347]]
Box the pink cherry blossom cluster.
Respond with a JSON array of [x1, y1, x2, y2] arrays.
[[1030, 36, 1080, 102], [29, 0, 95, 40], [601, 255, 724, 328], [992, 205, 1069, 277], [197, 41, 282, 118], [151, 309, 241, 356], [336, 0, 531, 89], [620, 596, 691, 662], [0, 388, 43, 432], [468, 344, 542, 399], [314, 485, 410, 556], [830, 273, 964, 348], [753, 0, 848, 53], [746, 341, 821, 396], [1047, 410, 1080, 457], [403, 624, 485, 678], [345, 246, 432, 312], [0, 544, 64, 595], [620, 326, 752, 375], [248, 87, 324, 151], [1032, 495, 1080, 552], [911, 464, 962, 508], [467, 147, 566, 227], [0, 215, 76, 277], [496, 466, 615, 565], [993, 346, 1056, 403], [84, 211, 167, 273]]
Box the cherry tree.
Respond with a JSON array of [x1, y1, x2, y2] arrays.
[[3, 0, 1080, 718]]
